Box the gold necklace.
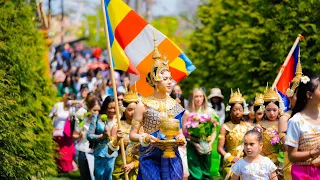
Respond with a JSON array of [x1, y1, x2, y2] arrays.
[[142, 95, 176, 112]]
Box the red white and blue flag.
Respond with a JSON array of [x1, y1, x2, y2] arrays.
[[276, 45, 300, 112]]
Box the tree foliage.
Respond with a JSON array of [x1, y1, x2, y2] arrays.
[[181, 0, 320, 101], [80, 7, 107, 48], [0, 1, 57, 179], [152, 16, 193, 51]]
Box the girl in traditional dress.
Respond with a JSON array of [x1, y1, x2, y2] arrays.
[[218, 89, 249, 178], [183, 88, 220, 179], [112, 86, 140, 180], [278, 58, 302, 180], [231, 128, 278, 180], [257, 86, 282, 166], [73, 98, 101, 180], [286, 75, 320, 179], [129, 37, 186, 180], [86, 96, 118, 180]]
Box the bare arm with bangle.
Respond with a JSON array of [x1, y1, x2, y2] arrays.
[[287, 146, 320, 163], [129, 103, 146, 143]]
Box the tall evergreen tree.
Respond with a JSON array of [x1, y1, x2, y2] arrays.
[[182, 0, 320, 101], [0, 1, 57, 179]]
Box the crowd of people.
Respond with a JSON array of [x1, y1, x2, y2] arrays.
[[49, 42, 320, 180]]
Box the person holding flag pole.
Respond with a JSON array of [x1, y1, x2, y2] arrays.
[[99, 0, 195, 179], [273, 35, 304, 179], [86, 0, 131, 180], [272, 34, 304, 112]]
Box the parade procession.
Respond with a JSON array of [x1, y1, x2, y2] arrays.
[[2, 0, 320, 180]]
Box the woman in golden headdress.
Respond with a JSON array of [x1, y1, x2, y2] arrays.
[[128, 35, 186, 179], [257, 86, 282, 166], [112, 85, 140, 180], [218, 89, 249, 177], [278, 56, 302, 179]]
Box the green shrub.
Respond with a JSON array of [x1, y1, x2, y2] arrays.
[[0, 0, 57, 179]]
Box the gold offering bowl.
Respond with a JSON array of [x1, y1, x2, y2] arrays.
[[159, 114, 180, 158]]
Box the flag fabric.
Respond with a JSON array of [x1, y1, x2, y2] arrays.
[[103, 0, 196, 96], [276, 45, 299, 112]]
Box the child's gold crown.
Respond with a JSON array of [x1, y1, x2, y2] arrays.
[[124, 83, 139, 103], [229, 88, 243, 104]]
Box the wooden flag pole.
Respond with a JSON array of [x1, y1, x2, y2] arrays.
[[272, 34, 303, 89], [100, 1, 129, 180]]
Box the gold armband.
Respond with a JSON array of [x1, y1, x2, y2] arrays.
[[132, 119, 141, 126], [279, 132, 286, 139], [218, 134, 225, 140]]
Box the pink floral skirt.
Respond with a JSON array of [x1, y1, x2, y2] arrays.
[[291, 165, 320, 180]]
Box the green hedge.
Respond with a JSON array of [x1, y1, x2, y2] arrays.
[[0, 1, 57, 179]]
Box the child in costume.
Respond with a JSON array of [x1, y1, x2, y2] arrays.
[[231, 128, 278, 180], [286, 75, 320, 179], [218, 89, 249, 178]]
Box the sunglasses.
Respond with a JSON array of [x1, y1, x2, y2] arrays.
[[118, 98, 124, 101]]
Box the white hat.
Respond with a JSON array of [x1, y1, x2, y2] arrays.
[[208, 88, 224, 99]]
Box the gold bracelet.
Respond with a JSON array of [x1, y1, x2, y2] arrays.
[[279, 132, 286, 140], [310, 150, 315, 159], [218, 134, 225, 140], [112, 140, 119, 148], [143, 134, 150, 144], [132, 161, 139, 168]]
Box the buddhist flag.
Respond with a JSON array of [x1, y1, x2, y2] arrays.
[[103, 0, 196, 96], [276, 45, 299, 112]]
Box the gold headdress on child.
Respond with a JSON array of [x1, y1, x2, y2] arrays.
[[226, 89, 246, 112], [263, 84, 280, 103], [124, 82, 139, 103], [286, 49, 302, 97], [229, 88, 244, 104], [253, 93, 264, 107], [254, 93, 265, 112], [146, 29, 170, 87], [263, 84, 284, 113]]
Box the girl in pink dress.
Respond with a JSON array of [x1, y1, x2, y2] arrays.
[[286, 75, 320, 180]]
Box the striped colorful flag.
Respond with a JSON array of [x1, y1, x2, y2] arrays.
[[276, 45, 299, 112], [104, 0, 196, 96]]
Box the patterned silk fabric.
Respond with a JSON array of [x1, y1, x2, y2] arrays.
[[297, 132, 320, 166], [137, 96, 185, 180], [142, 96, 184, 135]]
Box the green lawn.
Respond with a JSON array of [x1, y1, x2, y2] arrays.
[[45, 171, 80, 180], [45, 171, 225, 180]]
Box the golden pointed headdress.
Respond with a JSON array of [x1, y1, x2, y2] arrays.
[[229, 88, 244, 104], [286, 49, 302, 97], [263, 84, 280, 102], [253, 93, 264, 106], [146, 29, 170, 87], [124, 82, 139, 103]]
